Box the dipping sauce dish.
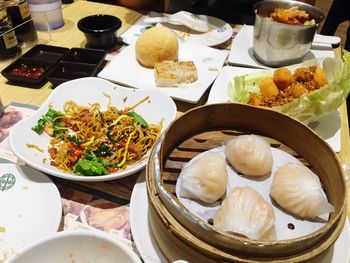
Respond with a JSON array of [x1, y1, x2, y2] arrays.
[[1, 44, 68, 85]]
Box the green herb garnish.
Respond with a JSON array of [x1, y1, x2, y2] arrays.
[[95, 144, 110, 157], [32, 108, 64, 134], [128, 111, 148, 127], [106, 127, 121, 142], [68, 135, 82, 145]]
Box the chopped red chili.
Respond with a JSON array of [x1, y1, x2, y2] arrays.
[[10, 64, 45, 79]]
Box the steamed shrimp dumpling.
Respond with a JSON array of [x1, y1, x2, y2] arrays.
[[214, 186, 275, 240], [225, 135, 273, 177], [271, 163, 334, 219], [176, 152, 228, 203]]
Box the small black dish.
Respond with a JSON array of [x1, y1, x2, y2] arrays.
[[77, 14, 122, 49], [1, 44, 69, 86], [22, 44, 69, 64], [62, 48, 106, 64], [1, 57, 52, 85], [47, 61, 101, 86]]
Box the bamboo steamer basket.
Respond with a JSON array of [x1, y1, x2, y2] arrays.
[[146, 103, 346, 262]]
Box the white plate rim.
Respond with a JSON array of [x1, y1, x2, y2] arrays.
[[9, 77, 177, 182], [7, 229, 142, 263], [162, 14, 233, 47], [0, 164, 62, 260], [130, 171, 167, 263], [207, 65, 259, 104]]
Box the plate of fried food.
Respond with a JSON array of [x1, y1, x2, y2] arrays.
[[99, 27, 227, 103], [207, 54, 350, 152], [9, 77, 177, 182]]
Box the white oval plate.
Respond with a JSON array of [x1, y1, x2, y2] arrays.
[[0, 164, 62, 262], [121, 12, 233, 47], [159, 14, 233, 47], [7, 230, 142, 263], [98, 42, 227, 104], [9, 77, 177, 182]]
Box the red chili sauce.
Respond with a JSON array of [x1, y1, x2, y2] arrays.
[[10, 64, 45, 79]]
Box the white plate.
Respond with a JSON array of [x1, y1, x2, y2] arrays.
[[228, 25, 335, 69], [207, 66, 341, 152], [98, 42, 227, 103], [121, 12, 233, 47], [130, 175, 350, 263], [0, 164, 62, 262], [130, 170, 167, 263], [9, 77, 177, 182], [8, 230, 142, 263]]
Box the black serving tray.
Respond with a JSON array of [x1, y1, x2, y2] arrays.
[[47, 47, 106, 86], [1, 45, 106, 87], [1, 44, 69, 86]]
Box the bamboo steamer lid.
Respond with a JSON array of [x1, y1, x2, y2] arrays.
[[146, 103, 346, 262]]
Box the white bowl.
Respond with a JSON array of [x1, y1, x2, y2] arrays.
[[8, 230, 142, 263], [9, 77, 177, 181]]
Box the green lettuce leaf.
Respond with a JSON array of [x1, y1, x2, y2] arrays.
[[73, 159, 108, 176], [229, 70, 266, 103], [227, 53, 350, 123]]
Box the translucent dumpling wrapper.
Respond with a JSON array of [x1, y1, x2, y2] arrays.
[[225, 135, 273, 177], [213, 186, 275, 240], [270, 163, 334, 219], [227, 52, 350, 123], [176, 152, 228, 204]]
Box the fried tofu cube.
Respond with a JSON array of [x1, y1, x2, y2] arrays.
[[259, 77, 279, 98], [273, 68, 293, 90], [314, 67, 328, 88], [290, 83, 306, 98], [248, 92, 262, 106]]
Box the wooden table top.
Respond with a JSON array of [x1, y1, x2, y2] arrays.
[[0, 1, 143, 107], [1, 0, 349, 218]]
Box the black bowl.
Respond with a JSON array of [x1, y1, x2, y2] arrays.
[[77, 14, 122, 49]]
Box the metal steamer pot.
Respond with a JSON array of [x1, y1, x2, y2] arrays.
[[253, 0, 324, 67]]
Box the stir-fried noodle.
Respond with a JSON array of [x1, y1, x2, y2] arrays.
[[32, 98, 162, 176]]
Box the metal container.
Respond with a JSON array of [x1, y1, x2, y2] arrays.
[[253, 0, 324, 67]]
